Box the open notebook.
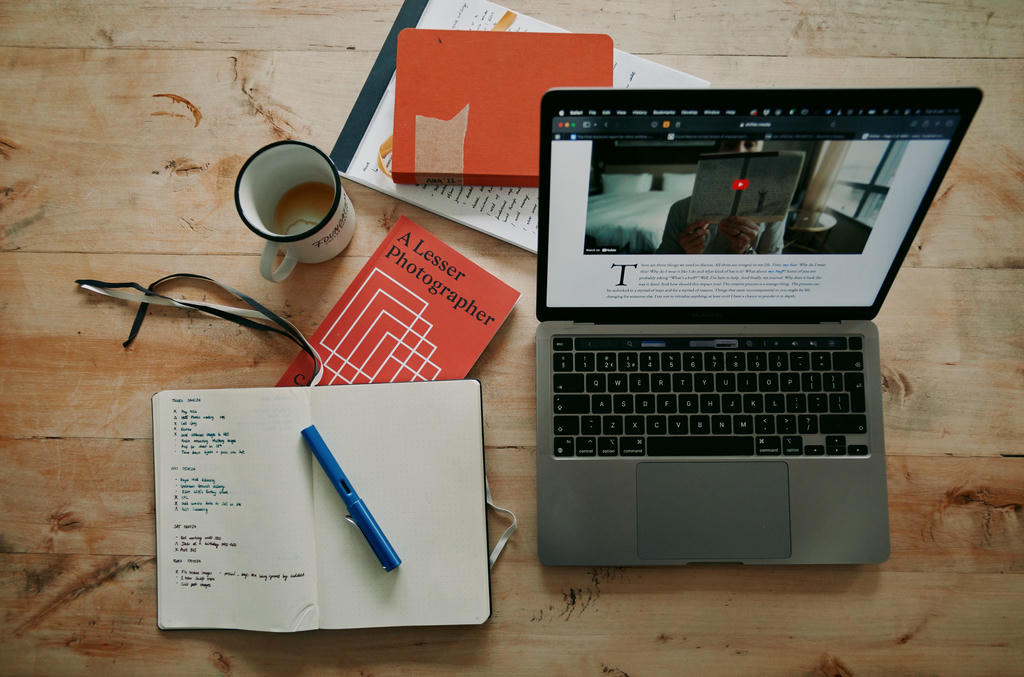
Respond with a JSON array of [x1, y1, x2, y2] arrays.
[[152, 380, 489, 631]]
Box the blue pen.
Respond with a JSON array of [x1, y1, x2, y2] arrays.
[[300, 425, 401, 572]]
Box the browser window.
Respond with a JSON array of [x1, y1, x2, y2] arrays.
[[544, 105, 960, 309]]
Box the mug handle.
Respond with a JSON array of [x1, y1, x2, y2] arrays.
[[260, 241, 298, 282]]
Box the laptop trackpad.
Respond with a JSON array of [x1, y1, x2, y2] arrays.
[[636, 462, 791, 560]]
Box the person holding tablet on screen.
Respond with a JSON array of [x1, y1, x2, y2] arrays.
[[657, 140, 786, 255]]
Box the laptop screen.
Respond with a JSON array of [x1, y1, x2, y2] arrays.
[[538, 88, 980, 323]]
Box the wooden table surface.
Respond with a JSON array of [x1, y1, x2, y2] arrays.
[[2, 1, 1022, 674]]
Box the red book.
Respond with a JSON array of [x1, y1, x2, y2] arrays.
[[278, 216, 520, 387], [392, 29, 613, 187]]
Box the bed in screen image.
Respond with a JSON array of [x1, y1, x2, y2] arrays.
[[582, 137, 911, 256]]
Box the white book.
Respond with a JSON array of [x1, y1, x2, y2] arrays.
[[152, 380, 489, 631]]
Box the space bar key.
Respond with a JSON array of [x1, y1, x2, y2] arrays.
[[647, 437, 755, 456]]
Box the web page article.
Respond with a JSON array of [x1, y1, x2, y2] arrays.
[[546, 134, 949, 309]]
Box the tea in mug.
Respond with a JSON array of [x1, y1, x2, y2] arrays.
[[271, 181, 335, 235]]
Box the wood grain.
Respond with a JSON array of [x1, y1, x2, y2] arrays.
[[1, 0, 1022, 674], [1, 556, 1022, 675], [2, 0, 1021, 58]]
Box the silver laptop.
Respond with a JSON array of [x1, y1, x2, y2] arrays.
[[535, 88, 980, 565]]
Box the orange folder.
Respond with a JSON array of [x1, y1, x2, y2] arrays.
[[393, 29, 613, 187]]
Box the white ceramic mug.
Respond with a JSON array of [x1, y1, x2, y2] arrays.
[[234, 140, 355, 282]]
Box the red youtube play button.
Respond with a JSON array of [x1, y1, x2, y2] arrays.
[[732, 179, 749, 190]]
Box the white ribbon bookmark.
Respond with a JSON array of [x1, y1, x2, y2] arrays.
[[485, 478, 518, 569]]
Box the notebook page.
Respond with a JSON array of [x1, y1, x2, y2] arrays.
[[153, 388, 320, 631], [310, 380, 490, 628]]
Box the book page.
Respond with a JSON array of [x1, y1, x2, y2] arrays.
[[153, 388, 320, 631], [341, 0, 710, 253], [309, 381, 490, 628]]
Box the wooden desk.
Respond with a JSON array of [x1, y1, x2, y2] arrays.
[[1, 1, 1022, 674]]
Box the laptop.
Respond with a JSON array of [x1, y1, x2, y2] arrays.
[[535, 88, 981, 565]]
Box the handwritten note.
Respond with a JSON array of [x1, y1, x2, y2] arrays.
[[153, 390, 320, 629], [169, 406, 244, 455]]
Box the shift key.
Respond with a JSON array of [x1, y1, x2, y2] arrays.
[[820, 414, 867, 434]]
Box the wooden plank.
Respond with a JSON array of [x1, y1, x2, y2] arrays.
[[876, 267, 1024, 457], [538, 0, 1024, 59], [886, 455, 1024, 572], [1, 49, 1019, 270], [1, 0, 1021, 59], [0, 438, 156, 557], [1, 253, 1021, 455], [2, 437, 1021, 575], [0, 551, 1021, 674]]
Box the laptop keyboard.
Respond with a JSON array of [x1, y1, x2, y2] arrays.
[[550, 336, 870, 458]]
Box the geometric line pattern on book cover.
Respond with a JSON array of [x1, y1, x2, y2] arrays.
[[318, 268, 442, 385]]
